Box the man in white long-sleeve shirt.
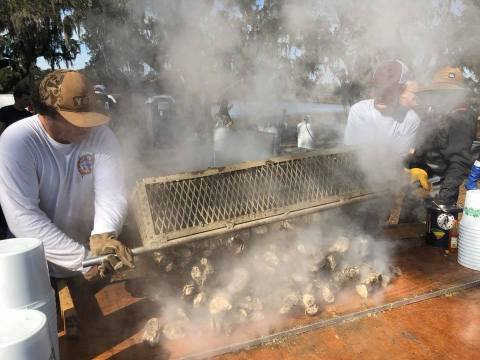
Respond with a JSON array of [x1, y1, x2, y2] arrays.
[[0, 70, 134, 278], [344, 60, 420, 158]]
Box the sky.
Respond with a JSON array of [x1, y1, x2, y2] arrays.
[[36, 43, 90, 70]]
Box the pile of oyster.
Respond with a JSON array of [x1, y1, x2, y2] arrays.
[[141, 220, 401, 345]]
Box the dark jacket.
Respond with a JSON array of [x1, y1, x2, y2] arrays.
[[409, 107, 477, 205]]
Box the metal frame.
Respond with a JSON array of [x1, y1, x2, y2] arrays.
[[132, 146, 370, 248]]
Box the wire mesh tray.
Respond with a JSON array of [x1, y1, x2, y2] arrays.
[[133, 147, 371, 248]]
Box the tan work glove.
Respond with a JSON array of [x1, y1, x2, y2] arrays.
[[407, 168, 432, 192], [89, 232, 135, 277]]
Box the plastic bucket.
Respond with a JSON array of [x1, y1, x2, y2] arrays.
[[0, 238, 52, 308], [23, 291, 59, 360], [457, 237, 480, 250], [459, 225, 480, 235], [458, 255, 480, 271], [458, 223, 480, 271], [461, 190, 480, 228], [0, 309, 54, 360]]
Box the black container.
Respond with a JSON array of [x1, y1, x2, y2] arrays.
[[425, 203, 462, 248]]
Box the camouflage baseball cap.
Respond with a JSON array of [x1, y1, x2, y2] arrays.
[[39, 70, 110, 127]]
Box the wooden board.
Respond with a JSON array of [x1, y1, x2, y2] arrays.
[[59, 237, 480, 360], [218, 287, 480, 360], [57, 279, 79, 337]]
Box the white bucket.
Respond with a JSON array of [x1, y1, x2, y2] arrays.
[[23, 291, 59, 360], [461, 190, 480, 229], [0, 238, 52, 308], [0, 309, 54, 360], [458, 219, 480, 271]]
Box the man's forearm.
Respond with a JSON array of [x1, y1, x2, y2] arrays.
[[438, 162, 468, 204]]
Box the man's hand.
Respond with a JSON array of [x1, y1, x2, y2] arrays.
[[89, 233, 135, 277], [407, 168, 432, 192]]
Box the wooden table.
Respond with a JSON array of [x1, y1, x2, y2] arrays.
[[59, 226, 480, 360]]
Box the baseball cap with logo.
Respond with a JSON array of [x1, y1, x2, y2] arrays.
[[39, 70, 110, 127], [372, 59, 411, 88], [419, 67, 467, 92]]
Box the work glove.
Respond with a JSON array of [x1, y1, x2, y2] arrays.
[[89, 232, 135, 278], [407, 168, 432, 192]]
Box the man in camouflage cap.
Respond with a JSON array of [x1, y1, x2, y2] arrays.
[[0, 69, 134, 278]]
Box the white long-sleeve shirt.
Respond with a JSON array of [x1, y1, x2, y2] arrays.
[[0, 115, 127, 276], [344, 99, 420, 157]]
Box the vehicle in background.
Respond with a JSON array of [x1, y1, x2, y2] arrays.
[[0, 94, 14, 108]]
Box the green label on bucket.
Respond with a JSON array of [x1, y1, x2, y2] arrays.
[[463, 207, 480, 218]]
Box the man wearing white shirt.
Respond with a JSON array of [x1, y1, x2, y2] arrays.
[[344, 60, 420, 159], [0, 70, 134, 278]]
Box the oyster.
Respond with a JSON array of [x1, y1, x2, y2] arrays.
[[328, 236, 350, 253], [152, 251, 166, 266], [320, 285, 335, 304], [302, 293, 319, 316], [193, 291, 207, 307], [162, 321, 187, 340], [191, 266, 203, 287], [182, 283, 196, 298], [251, 311, 265, 321], [165, 261, 174, 273], [356, 265, 383, 298], [200, 258, 214, 276], [209, 294, 233, 335], [162, 308, 189, 340], [209, 294, 232, 315], [142, 318, 161, 347], [355, 284, 369, 299], [281, 220, 295, 231], [331, 266, 360, 287], [279, 291, 300, 314], [325, 254, 337, 272]]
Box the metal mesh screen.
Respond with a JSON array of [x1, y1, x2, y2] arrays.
[[133, 148, 369, 246]]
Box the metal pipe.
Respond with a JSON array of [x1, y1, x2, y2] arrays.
[[82, 193, 381, 268]]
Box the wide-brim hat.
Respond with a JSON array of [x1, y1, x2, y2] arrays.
[[418, 67, 468, 92], [39, 70, 110, 128]]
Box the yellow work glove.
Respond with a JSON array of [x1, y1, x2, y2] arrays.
[[407, 168, 432, 192], [89, 232, 135, 277]]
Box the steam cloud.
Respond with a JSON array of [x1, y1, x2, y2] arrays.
[[90, 0, 479, 349]]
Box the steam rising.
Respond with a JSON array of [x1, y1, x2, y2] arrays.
[[88, 0, 479, 348]]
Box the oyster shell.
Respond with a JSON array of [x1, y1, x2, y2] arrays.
[[328, 236, 350, 253], [193, 291, 207, 307], [279, 291, 300, 314], [182, 283, 196, 298], [142, 318, 161, 347], [209, 294, 232, 315], [302, 293, 319, 316], [191, 266, 203, 287]]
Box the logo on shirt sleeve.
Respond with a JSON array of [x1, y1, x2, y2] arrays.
[[77, 153, 95, 176]]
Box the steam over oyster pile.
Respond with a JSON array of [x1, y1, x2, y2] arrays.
[[141, 219, 401, 343]]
